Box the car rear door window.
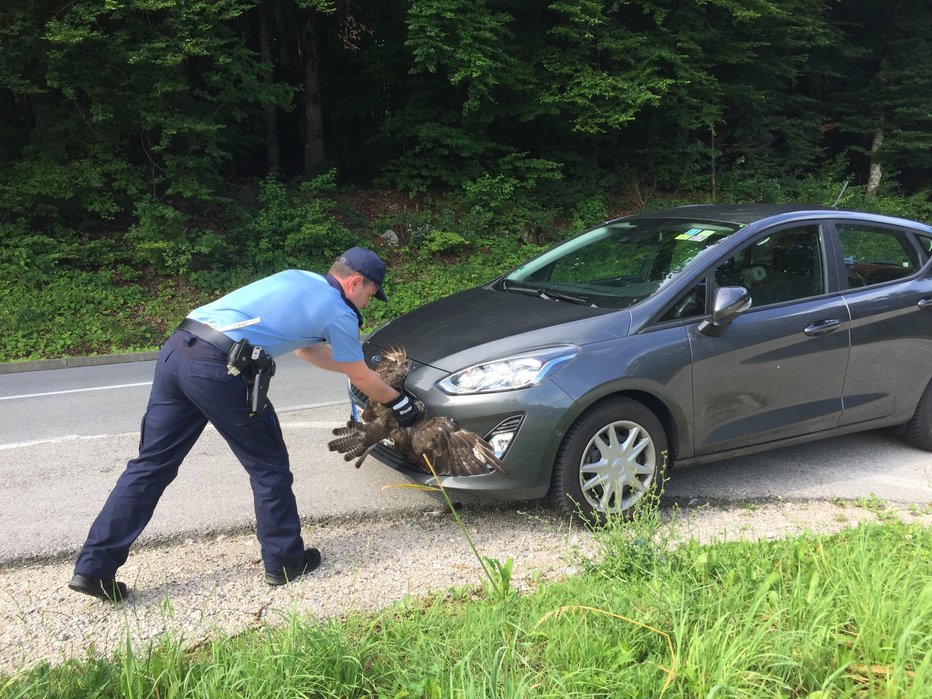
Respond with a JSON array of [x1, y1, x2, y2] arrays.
[[838, 224, 924, 288], [915, 234, 931, 258], [714, 225, 825, 306]]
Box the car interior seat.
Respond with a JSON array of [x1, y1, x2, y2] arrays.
[[760, 235, 820, 304]]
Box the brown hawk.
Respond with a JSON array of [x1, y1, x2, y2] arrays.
[[328, 346, 507, 477]]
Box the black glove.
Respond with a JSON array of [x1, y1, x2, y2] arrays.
[[386, 390, 421, 427]]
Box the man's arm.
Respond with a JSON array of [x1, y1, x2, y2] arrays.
[[295, 345, 400, 404], [340, 359, 401, 403], [294, 344, 342, 372]]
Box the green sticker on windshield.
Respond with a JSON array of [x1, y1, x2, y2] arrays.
[[676, 228, 702, 240], [675, 227, 720, 241]]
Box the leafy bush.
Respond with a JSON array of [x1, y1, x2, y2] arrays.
[[413, 229, 470, 258], [0, 271, 204, 361], [566, 193, 610, 232], [248, 172, 357, 275]]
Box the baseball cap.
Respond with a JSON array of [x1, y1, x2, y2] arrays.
[[339, 247, 388, 301]]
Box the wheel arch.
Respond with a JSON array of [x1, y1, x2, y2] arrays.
[[546, 388, 681, 498], [570, 389, 680, 463], [616, 390, 680, 466]]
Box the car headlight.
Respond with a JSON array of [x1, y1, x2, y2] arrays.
[[437, 346, 579, 395]]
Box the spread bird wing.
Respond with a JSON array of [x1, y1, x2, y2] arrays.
[[408, 417, 507, 477]]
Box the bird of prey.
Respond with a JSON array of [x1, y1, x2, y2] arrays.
[[328, 346, 507, 477]]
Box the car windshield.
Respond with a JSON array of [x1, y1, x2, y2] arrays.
[[501, 217, 739, 309]]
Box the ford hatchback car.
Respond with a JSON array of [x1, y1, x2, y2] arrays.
[[355, 205, 932, 521]]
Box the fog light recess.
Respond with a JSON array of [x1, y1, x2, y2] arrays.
[[484, 415, 524, 459]]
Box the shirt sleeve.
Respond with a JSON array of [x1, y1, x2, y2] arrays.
[[323, 311, 365, 363]]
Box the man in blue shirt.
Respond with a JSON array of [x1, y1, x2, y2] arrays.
[[68, 247, 419, 601]]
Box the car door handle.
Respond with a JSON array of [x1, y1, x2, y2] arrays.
[[919, 297, 932, 309], [803, 319, 841, 336]]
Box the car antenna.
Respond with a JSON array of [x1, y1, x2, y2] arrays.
[[831, 180, 849, 209]]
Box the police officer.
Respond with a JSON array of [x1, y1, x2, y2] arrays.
[[68, 247, 420, 601]]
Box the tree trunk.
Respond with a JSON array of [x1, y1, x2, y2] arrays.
[[301, 13, 326, 173], [258, 2, 281, 177], [866, 118, 884, 198]]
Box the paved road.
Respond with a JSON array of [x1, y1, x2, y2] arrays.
[[1, 357, 929, 564], [0, 353, 349, 443], [0, 355, 441, 564]]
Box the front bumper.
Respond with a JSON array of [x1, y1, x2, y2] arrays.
[[349, 364, 575, 501]]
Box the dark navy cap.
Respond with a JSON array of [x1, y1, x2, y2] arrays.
[[339, 247, 388, 301]]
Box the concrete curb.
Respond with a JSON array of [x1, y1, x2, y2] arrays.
[[0, 351, 160, 375]]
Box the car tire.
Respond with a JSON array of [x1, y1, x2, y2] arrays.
[[551, 397, 668, 523], [905, 380, 932, 452]]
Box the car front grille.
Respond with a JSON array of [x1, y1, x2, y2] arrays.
[[371, 442, 420, 470]]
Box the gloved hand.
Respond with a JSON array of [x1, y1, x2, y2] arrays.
[[385, 390, 421, 427]]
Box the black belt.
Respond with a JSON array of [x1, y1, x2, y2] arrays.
[[178, 318, 236, 353]]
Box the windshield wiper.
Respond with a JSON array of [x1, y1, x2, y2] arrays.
[[501, 280, 595, 306], [537, 288, 593, 305]]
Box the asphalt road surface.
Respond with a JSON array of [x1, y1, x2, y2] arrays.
[[1, 355, 929, 564]]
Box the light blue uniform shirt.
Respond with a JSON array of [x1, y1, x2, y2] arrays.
[[187, 270, 364, 362]]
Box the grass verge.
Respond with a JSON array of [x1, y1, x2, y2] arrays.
[[2, 516, 929, 698]]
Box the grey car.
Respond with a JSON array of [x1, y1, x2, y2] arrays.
[[356, 205, 932, 521]]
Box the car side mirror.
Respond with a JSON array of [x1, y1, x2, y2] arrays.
[[698, 286, 752, 337]]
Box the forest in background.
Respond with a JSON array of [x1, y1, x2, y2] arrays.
[[1, 0, 930, 361]]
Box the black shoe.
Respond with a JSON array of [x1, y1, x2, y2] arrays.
[[265, 548, 321, 586], [68, 574, 128, 602]]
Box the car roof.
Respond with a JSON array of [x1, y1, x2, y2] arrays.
[[618, 204, 931, 231], [638, 204, 813, 224]]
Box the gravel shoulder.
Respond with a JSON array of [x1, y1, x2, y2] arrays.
[[2, 498, 929, 676]]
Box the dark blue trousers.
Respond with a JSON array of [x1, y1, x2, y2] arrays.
[[74, 330, 306, 578]]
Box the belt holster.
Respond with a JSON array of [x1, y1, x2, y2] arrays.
[[227, 339, 276, 416]]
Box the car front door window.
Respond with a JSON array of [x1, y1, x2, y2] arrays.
[[715, 225, 825, 307]]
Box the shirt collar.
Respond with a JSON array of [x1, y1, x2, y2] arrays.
[[325, 274, 363, 328]]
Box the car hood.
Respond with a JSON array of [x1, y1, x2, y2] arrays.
[[367, 286, 625, 371]]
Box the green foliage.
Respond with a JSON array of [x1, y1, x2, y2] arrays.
[[248, 171, 358, 275], [363, 232, 544, 331], [821, 0, 932, 187], [1, 0, 290, 237], [458, 155, 564, 235], [377, 117, 499, 194], [0, 271, 204, 361], [405, 0, 518, 113], [542, 1, 676, 134], [566, 192, 610, 232], [845, 189, 932, 223], [414, 229, 470, 257], [2, 180, 928, 363], [2, 0, 930, 258], [583, 473, 670, 581]]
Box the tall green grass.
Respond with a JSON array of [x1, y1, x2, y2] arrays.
[[3, 516, 929, 698]]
